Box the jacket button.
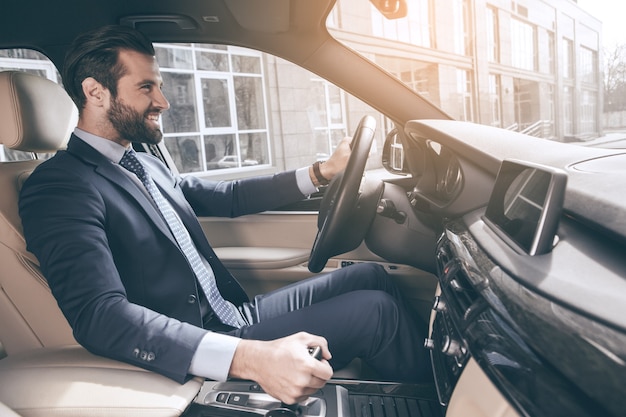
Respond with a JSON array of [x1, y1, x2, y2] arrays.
[[187, 294, 197, 304]]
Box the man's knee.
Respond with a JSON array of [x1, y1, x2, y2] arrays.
[[346, 262, 388, 284], [354, 290, 404, 352], [359, 290, 400, 326], [359, 262, 387, 277]]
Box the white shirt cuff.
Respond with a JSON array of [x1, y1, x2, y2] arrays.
[[188, 332, 241, 381], [295, 166, 318, 196]]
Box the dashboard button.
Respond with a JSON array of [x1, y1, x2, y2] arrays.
[[432, 296, 447, 312], [449, 279, 464, 292], [424, 338, 435, 350], [227, 394, 249, 406], [441, 335, 464, 358]]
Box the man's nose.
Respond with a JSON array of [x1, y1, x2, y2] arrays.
[[155, 88, 170, 110]]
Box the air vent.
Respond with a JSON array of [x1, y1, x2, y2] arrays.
[[441, 260, 478, 319]]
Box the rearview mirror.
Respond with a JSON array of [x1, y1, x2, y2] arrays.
[[370, 0, 407, 19]]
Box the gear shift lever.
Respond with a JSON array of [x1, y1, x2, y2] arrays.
[[307, 345, 323, 360], [266, 346, 324, 417]]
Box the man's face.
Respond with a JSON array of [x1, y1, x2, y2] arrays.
[[106, 49, 169, 145]]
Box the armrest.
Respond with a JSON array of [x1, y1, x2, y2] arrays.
[[214, 247, 309, 269], [0, 345, 202, 417]]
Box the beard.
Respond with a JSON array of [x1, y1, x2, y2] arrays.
[[107, 97, 163, 145]]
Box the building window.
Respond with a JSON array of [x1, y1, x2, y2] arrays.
[[370, 0, 433, 48], [486, 6, 500, 63], [511, 2, 529, 18], [546, 83, 555, 138], [310, 79, 348, 160], [457, 69, 474, 121], [513, 78, 541, 132], [580, 90, 597, 135], [511, 18, 536, 71], [562, 38, 574, 79], [156, 44, 271, 174], [453, 0, 472, 56], [563, 86, 574, 136], [547, 31, 556, 75], [579, 47, 598, 84], [488, 74, 502, 127]]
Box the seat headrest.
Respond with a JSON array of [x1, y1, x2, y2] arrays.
[[0, 71, 78, 153]]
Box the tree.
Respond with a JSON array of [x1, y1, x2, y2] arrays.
[[604, 43, 626, 112]]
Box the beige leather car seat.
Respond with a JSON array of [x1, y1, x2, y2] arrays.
[[0, 71, 78, 355]]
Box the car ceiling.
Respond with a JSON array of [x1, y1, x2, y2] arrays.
[[0, 0, 332, 68]]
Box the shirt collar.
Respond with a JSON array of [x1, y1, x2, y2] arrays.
[[73, 128, 129, 164]]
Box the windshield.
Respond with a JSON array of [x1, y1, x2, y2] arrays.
[[329, 0, 626, 148]]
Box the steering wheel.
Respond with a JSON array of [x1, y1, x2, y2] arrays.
[[308, 115, 382, 273]]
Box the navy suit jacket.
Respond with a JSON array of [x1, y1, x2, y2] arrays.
[[19, 135, 305, 382]]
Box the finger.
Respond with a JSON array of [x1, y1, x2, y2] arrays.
[[292, 394, 312, 405], [311, 358, 334, 381], [308, 374, 329, 390], [320, 344, 332, 361], [281, 384, 321, 405], [292, 385, 324, 404], [295, 393, 316, 403], [304, 334, 332, 361]]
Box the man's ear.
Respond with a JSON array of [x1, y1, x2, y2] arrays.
[[81, 77, 109, 107]]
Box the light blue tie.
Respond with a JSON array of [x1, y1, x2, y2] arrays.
[[120, 149, 245, 328]]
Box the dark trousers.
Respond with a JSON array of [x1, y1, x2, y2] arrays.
[[223, 263, 431, 383]]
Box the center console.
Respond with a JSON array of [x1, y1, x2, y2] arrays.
[[192, 381, 341, 416], [184, 379, 442, 417]]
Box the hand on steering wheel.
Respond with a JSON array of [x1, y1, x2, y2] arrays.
[[308, 115, 383, 273]]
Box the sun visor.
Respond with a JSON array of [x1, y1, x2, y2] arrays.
[[225, 0, 290, 33]]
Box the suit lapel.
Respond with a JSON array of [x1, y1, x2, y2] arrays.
[[66, 136, 177, 245]]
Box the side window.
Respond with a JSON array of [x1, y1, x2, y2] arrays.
[[156, 44, 271, 174], [0, 45, 388, 174], [0, 49, 60, 162], [155, 44, 386, 178]]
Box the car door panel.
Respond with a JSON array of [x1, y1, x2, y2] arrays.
[[199, 211, 439, 320]]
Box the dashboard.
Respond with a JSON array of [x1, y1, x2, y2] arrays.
[[394, 120, 626, 417]]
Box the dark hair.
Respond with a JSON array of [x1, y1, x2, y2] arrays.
[[62, 25, 155, 111]]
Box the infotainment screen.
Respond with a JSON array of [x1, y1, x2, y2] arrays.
[[483, 160, 567, 255]]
